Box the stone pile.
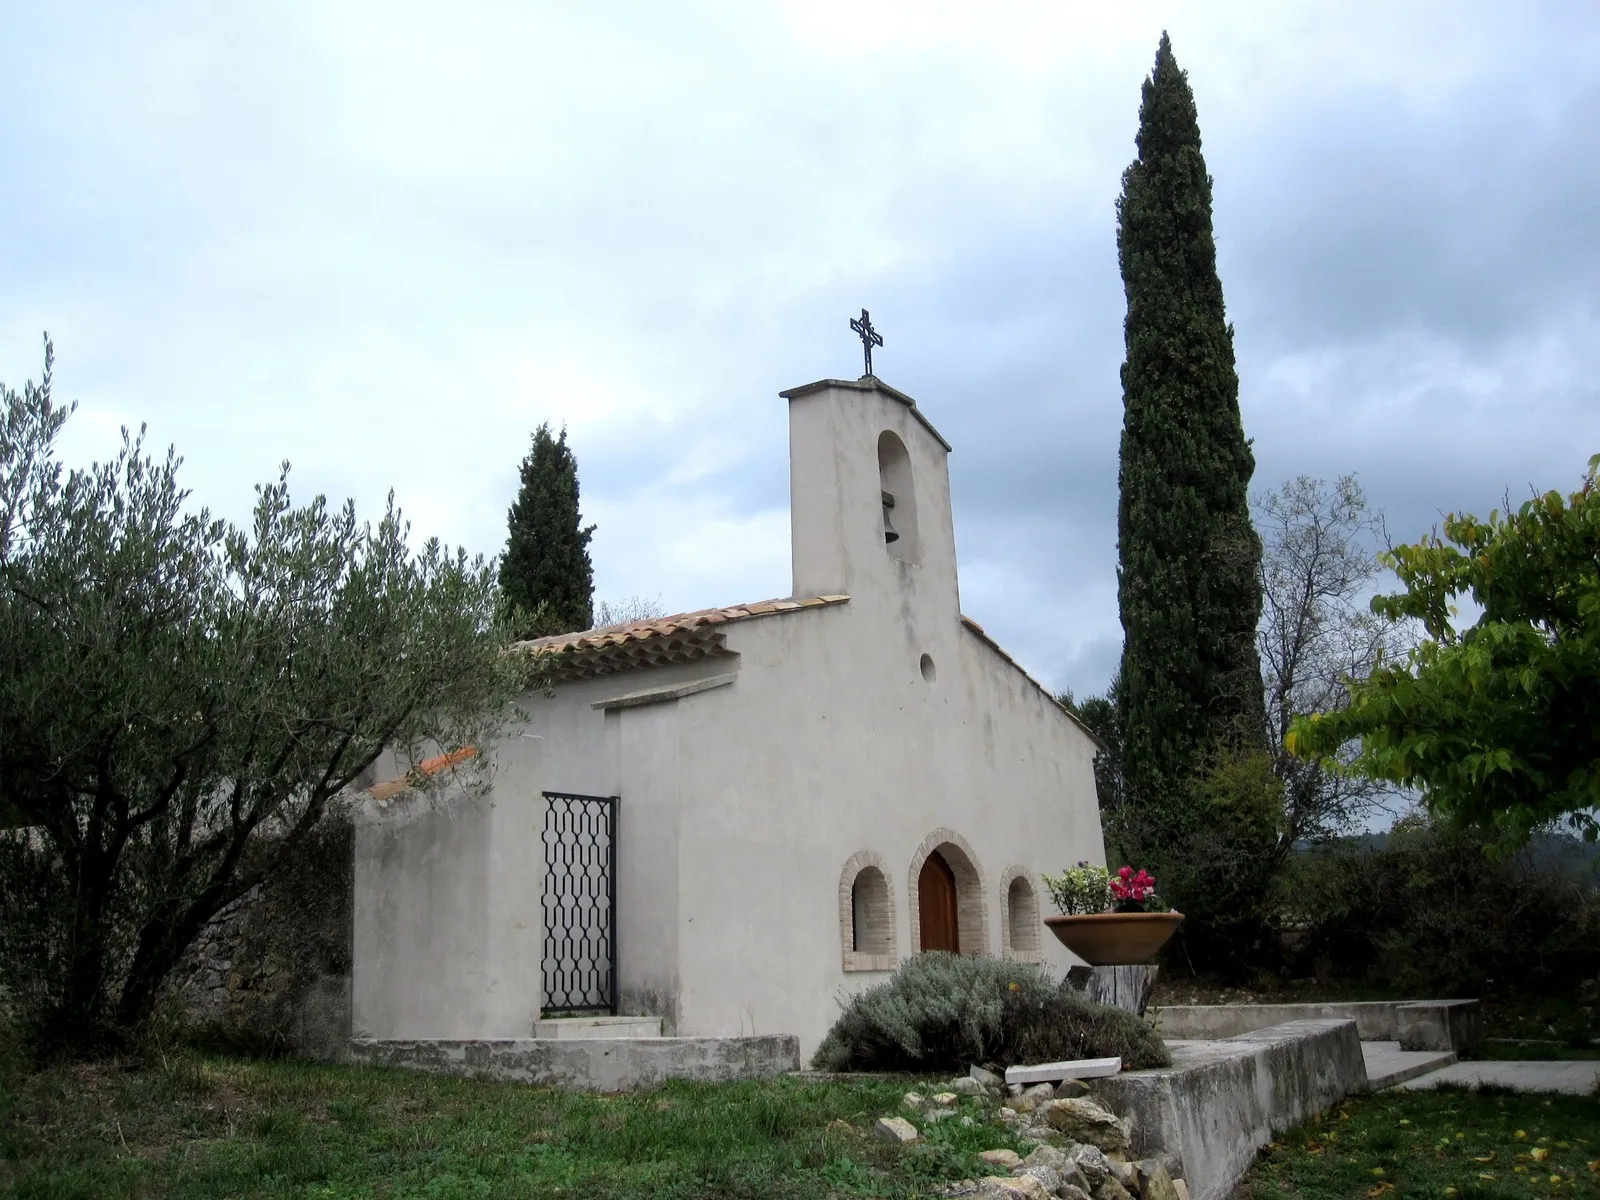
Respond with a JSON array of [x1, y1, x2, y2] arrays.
[[879, 1067, 1189, 1200]]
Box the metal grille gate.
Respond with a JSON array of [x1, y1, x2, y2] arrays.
[[541, 791, 618, 1015]]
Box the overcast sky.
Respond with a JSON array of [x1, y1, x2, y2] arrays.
[[3, 2, 1597, 700]]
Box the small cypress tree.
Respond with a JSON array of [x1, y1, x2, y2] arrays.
[[499, 424, 595, 635], [1114, 34, 1267, 823]]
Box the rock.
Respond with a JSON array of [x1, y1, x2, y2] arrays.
[[981, 1176, 1053, 1200], [1023, 1082, 1056, 1104], [1068, 1144, 1114, 1188], [1093, 1179, 1136, 1200], [1061, 1187, 1092, 1200], [1006, 1082, 1026, 1097], [1039, 1099, 1130, 1154], [1055, 1078, 1092, 1099], [959, 1116, 976, 1127], [926, 1109, 957, 1123], [950, 1076, 987, 1096], [903, 1091, 927, 1109], [1107, 1158, 1138, 1188], [1062, 1162, 1096, 1195], [970, 1064, 1005, 1088], [1136, 1162, 1181, 1200], [873, 1116, 919, 1144], [1171, 1181, 1189, 1200], [997, 1106, 1024, 1124], [1019, 1145, 1069, 1174], [980, 1149, 1023, 1170], [1005, 1094, 1039, 1115], [932, 1091, 960, 1106], [1015, 1165, 1063, 1194]]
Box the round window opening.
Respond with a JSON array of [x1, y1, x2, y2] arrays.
[[920, 653, 937, 683]]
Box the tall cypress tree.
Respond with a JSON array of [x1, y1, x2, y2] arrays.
[[499, 423, 595, 635], [1114, 34, 1267, 820]]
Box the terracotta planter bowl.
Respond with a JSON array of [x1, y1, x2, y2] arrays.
[[1044, 911, 1185, 965]]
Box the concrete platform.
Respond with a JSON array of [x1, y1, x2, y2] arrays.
[[1395, 1060, 1600, 1096], [1151, 999, 1478, 1052], [1362, 1041, 1456, 1089], [1091, 1019, 1367, 1200], [350, 1034, 798, 1091], [533, 1015, 662, 1039]]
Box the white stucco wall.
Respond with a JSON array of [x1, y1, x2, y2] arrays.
[[351, 735, 546, 1040]]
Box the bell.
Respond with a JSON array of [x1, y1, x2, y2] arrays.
[[882, 503, 900, 544]]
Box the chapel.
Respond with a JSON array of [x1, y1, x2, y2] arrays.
[[352, 373, 1106, 1059]]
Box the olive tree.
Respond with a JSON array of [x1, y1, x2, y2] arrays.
[[0, 341, 526, 1052]]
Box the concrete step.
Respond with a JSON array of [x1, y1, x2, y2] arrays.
[[1362, 1040, 1456, 1089], [533, 1015, 662, 1040], [1394, 1060, 1600, 1096]]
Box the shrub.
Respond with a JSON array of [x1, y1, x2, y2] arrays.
[[1282, 817, 1600, 998], [811, 952, 1171, 1072], [1042, 863, 1113, 915]]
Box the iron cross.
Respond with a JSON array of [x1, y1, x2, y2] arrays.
[[850, 308, 884, 377]]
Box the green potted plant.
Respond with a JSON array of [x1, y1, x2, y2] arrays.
[[1040, 863, 1184, 964]]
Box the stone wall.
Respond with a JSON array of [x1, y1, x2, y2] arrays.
[[164, 817, 354, 1060]]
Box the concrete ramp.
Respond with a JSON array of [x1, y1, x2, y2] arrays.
[[1362, 1041, 1456, 1089], [1092, 1019, 1368, 1200]]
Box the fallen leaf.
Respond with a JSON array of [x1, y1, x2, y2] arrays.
[[1474, 1154, 1496, 1163], [1370, 1167, 1385, 1177], [1532, 1147, 1550, 1162], [1366, 1183, 1395, 1198], [1516, 1130, 1529, 1140]]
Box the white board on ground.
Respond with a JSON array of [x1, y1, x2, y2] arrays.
[[1005, 1056, 1121, 1085]]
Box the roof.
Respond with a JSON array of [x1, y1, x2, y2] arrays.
[[513, 595, 851, 682], [511, 595, 1101, 750], [779, 376, 953, 452], [366, 746, 480, 802], [960, 615, 1107, 751]]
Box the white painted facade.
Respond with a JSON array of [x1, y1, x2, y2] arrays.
[[353, 376, 1106, 1060]]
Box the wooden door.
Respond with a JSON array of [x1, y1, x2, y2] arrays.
[[918, 851, 960, 953]]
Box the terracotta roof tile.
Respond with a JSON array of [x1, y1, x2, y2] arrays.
[[366, 745, 479, 802], [514, 595, 850, 682]]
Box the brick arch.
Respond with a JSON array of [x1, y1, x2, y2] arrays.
[[907, 828, 990, 956], [838, 850, 898, 972], [998, 865, 1044, 963]]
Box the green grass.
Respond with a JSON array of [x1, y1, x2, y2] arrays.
[[1240, 1086, 1600, 1200], [0, 1046, 1027, 1199]]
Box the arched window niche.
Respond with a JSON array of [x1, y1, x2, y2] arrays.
[[999, 867, 1044, 964], [839, 851, 898, 972], [877, 430, 919, 563]]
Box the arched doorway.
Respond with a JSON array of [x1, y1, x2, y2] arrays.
[[918, 851, 960, 953]]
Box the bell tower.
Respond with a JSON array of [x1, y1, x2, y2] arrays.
[[780, 376, 960, 621]]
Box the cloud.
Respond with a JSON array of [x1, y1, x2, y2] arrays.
[[2, 0, 1598, 704]]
